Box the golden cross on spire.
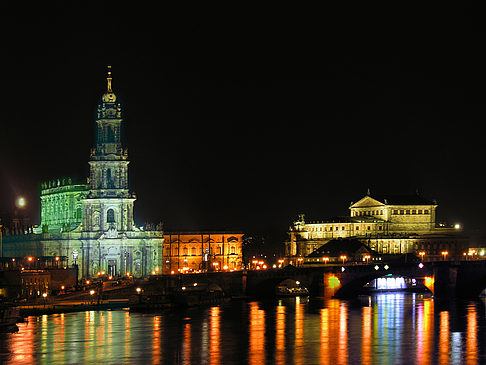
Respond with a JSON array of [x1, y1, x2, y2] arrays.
[[107, 65, 113, 92]]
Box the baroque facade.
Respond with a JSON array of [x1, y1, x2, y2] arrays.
[[162, 232, 243, 274], [285, 193, 468, 264], [4, 68, 164, 279]]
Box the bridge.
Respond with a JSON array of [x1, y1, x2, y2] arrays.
[[150, 260, 486, 299]]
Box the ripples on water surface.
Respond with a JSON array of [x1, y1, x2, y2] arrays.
[[1, 293, 484, 364]]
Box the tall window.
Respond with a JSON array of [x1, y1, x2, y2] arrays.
[[107, 209, 115, 223]]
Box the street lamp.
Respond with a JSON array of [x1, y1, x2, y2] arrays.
[[363, 255, 371, 264], [340, 255, 347, 264], [441, 251, 448, 261], [322, 257, 329, 264], [419, 251, 425, 262]]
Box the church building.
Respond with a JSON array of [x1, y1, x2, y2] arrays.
[[3, 68, 164, 279]]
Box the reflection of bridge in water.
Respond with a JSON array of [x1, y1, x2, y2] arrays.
[[173, 261, 486, 299]]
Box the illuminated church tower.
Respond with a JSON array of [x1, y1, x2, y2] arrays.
[[83, 66, 135, 233], [4, 67, 164, 279]]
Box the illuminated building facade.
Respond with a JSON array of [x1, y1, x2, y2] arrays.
[[4, 68, 164, 279], [39, 179, 88, 233], [162, 232, 243, 274], [285, 193, 468, 263]]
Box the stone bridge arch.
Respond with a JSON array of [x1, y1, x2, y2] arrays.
[[331, 272, 432, 299]]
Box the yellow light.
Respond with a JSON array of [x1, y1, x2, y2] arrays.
[[89, 290, 95, 295], [55, 256, 60, 261], [97, 272, 101, 276], [27, 257, 33, 262], [61, 285, 65, 290], [328, 275, 341, 289], [136, 287, 141, 293], [42, 293, 47, 298], [126, 272, 130, 276], [152, 271, 156, 275], [223, 265, 228, 270], [16, 196, 26, 208], [86, 280, 90, 285], [108, 276, 113, 280], [424, 276, 434, 290], [171, 270, 175, 275], [101, 271, 105, 275], [155, 267, 159, 272]]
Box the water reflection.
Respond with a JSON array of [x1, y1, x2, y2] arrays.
[[249, 302, 265, 365], [0, 294, 485, 364]]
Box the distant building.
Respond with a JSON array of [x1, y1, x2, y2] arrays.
[[285, 193, 468, 264], [3, 68, 164, 279], [305, 238, 378, 264], [162, 232, 243, 274]]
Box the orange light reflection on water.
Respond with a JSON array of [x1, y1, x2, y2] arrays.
[[362, 306, 372, 365], [249, 302, 265, 365], [275, 305, 286, 365], [152, 316, 162, 363], [438, 311, 449, 365], [210, 306, 221, 365], [416, 299, 433, 365], [320, 308, 329, 364], [466, 304, 477, 365], [182, 322, 191, 365], [295, 297, 304, 365]]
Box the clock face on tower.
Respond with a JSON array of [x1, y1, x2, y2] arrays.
[[102, 92, 117, 103]]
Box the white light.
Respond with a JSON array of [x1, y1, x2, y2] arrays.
[[374, 265, 379, 270], [418, 263, 424, 269], [341, 267, 345, 272], [384, 265, 389, 270], [295, 281, 300, 285], [16, 196, 26, 208], [454, 223, 461, 229]]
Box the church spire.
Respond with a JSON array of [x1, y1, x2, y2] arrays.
[[107, 65, 113, 92]]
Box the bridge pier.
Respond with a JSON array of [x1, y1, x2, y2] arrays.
[[433, 263, 458, 299]]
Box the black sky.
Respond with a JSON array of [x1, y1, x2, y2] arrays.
[[1, 4, 485, 247]]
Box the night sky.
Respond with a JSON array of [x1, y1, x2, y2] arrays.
[[1, 5, 485, 248]]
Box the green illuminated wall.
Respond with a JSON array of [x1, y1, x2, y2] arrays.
[[40, 179, 89, 233]]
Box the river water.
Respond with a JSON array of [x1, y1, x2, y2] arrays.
[[1, 293, 484, 364]]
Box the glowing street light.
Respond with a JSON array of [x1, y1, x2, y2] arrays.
[[340, 255, 347, 264], [419, 251, 425, 261], [363, 255, 371, 264], [441, 251, 448, 261], [16, 196, 26, 209], [322, 257, 329, 264]]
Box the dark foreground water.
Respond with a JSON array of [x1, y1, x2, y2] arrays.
[[1, 293, 485, 364]]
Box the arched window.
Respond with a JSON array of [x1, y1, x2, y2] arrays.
[[107, 209, 115, 223]]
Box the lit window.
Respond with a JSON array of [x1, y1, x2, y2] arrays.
[[424, 210, 429, 214]]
